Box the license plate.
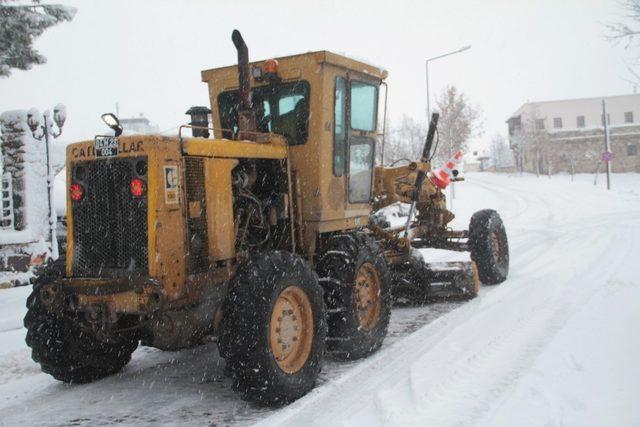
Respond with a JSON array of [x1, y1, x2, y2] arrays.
[[95, 136, 119, 157]]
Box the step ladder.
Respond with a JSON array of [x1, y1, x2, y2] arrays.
[[1, 173, 14, 230]]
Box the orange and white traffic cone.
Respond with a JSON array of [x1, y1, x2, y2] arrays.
[[429, 151, 463, 189]]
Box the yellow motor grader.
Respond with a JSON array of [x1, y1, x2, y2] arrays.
[[24, 30, 509, 405]]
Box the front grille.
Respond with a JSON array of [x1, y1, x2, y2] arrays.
[[72, 157, 148, 277], [184, 157, 209, 274]]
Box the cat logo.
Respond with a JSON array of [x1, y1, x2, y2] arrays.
[[163, 165, 179, 204]]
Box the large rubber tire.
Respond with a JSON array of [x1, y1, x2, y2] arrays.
[[24, 257, 138, 384], [219, 251, 327, 406], [317, 232, 392, 360], [469, 209, 509, 285]]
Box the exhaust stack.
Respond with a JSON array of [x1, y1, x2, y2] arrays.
[[231, 29, 256, 138]]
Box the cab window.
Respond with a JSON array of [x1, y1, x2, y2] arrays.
[[350, 81, 378, 131], [333, 77, 347, 176], [348, 137, 374, 203], [218, 80, 310, 145]]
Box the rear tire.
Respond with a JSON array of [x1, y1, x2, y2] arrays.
[[317, 232, 392, 360], [468, 209, 509, 285], [24, 258, 138, 383], [219, 251, 327, 406]]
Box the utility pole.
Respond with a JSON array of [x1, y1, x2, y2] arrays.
[[602, 100, 612, 190], [449, 125, 455, 208]]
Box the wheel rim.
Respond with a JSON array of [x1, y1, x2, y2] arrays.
[[490, 230, 506, 264], [354, 262, 382, 332], [269, 286, 314, 374]]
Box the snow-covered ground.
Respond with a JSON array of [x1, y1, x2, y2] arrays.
[[0, 172, 638, 426]]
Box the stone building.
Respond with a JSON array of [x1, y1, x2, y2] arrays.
[[506, 94, 640, 174]]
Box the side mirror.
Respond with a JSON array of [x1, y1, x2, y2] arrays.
[[101, 113, 123, 136]]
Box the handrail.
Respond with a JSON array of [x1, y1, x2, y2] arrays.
[[178, 124, 277, 143]]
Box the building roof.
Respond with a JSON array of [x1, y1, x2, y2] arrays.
[[508, 93, 640, 121]]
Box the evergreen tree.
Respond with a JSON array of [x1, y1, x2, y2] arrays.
[[0, 0, 76, 77]]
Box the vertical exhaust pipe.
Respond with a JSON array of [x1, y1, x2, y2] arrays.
[[231, 29, 256, 138]]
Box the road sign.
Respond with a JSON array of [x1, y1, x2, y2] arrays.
[[601, 151, 613, 162]]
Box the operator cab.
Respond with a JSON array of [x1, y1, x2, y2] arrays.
[[201, 50, 387, 254]]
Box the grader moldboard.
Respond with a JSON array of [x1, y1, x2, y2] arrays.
[[25, 30, 509, 405]]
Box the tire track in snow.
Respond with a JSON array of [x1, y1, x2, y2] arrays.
[[266, 229, 624, 425], [405, 228, 635, 425], [261, 176, 640, 426]]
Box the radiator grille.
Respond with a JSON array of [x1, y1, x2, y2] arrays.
[[71, 158, 148, 277], [184, 157, 209, 274]]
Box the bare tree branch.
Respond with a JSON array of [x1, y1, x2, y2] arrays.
[[605, 0, 640, 48]]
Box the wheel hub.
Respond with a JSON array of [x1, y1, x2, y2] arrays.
[[269, 286, 313, 374], [354, 262, 382, 332]]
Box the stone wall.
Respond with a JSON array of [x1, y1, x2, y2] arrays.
[[513, 125, 640, 174], [1, 111, 29, 229], [0, 110, 50, 273]]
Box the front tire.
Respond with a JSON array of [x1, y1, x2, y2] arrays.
[[24, 259, 138, 383], [469, 209, 509, 285], [219, 251, 327, 406], [317, 232, 392, 360]]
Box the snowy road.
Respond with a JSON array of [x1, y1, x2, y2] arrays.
[[1, 173, 639, 426]]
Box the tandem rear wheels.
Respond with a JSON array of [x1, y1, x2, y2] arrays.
[[219, 238, 392, 406], [317, 232, 392, 360]]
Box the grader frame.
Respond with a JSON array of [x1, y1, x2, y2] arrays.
[[24, 30, 508, 406]]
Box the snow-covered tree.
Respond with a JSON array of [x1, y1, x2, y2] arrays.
[[489, 133, 513, 168], [0, 0, 76, 77], [382, 114, 426, 166], [433, 86, 482, 165]]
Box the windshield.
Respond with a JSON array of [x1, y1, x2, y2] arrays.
[[218, 80, 310, 145]]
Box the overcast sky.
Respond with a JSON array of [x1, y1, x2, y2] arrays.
[[1, 0, 636, 151]]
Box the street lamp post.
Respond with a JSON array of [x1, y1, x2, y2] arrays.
[[27, 105, 66, 260], [425, 45, 470, 210], [425, 45, 471, 123]]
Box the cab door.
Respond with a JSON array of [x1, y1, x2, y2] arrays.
[[345, 78, 378, 207]]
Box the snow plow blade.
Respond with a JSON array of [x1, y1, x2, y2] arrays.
[[423, 261, 479, 299], [392, 258, 479, 304]]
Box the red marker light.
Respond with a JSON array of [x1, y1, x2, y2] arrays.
[[264, 59, 279, 74], [130, 178, 145, 197], [70, 182, 84, 202]]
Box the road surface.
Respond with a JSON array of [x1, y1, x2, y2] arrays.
[[1, 173, 638, 426]]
